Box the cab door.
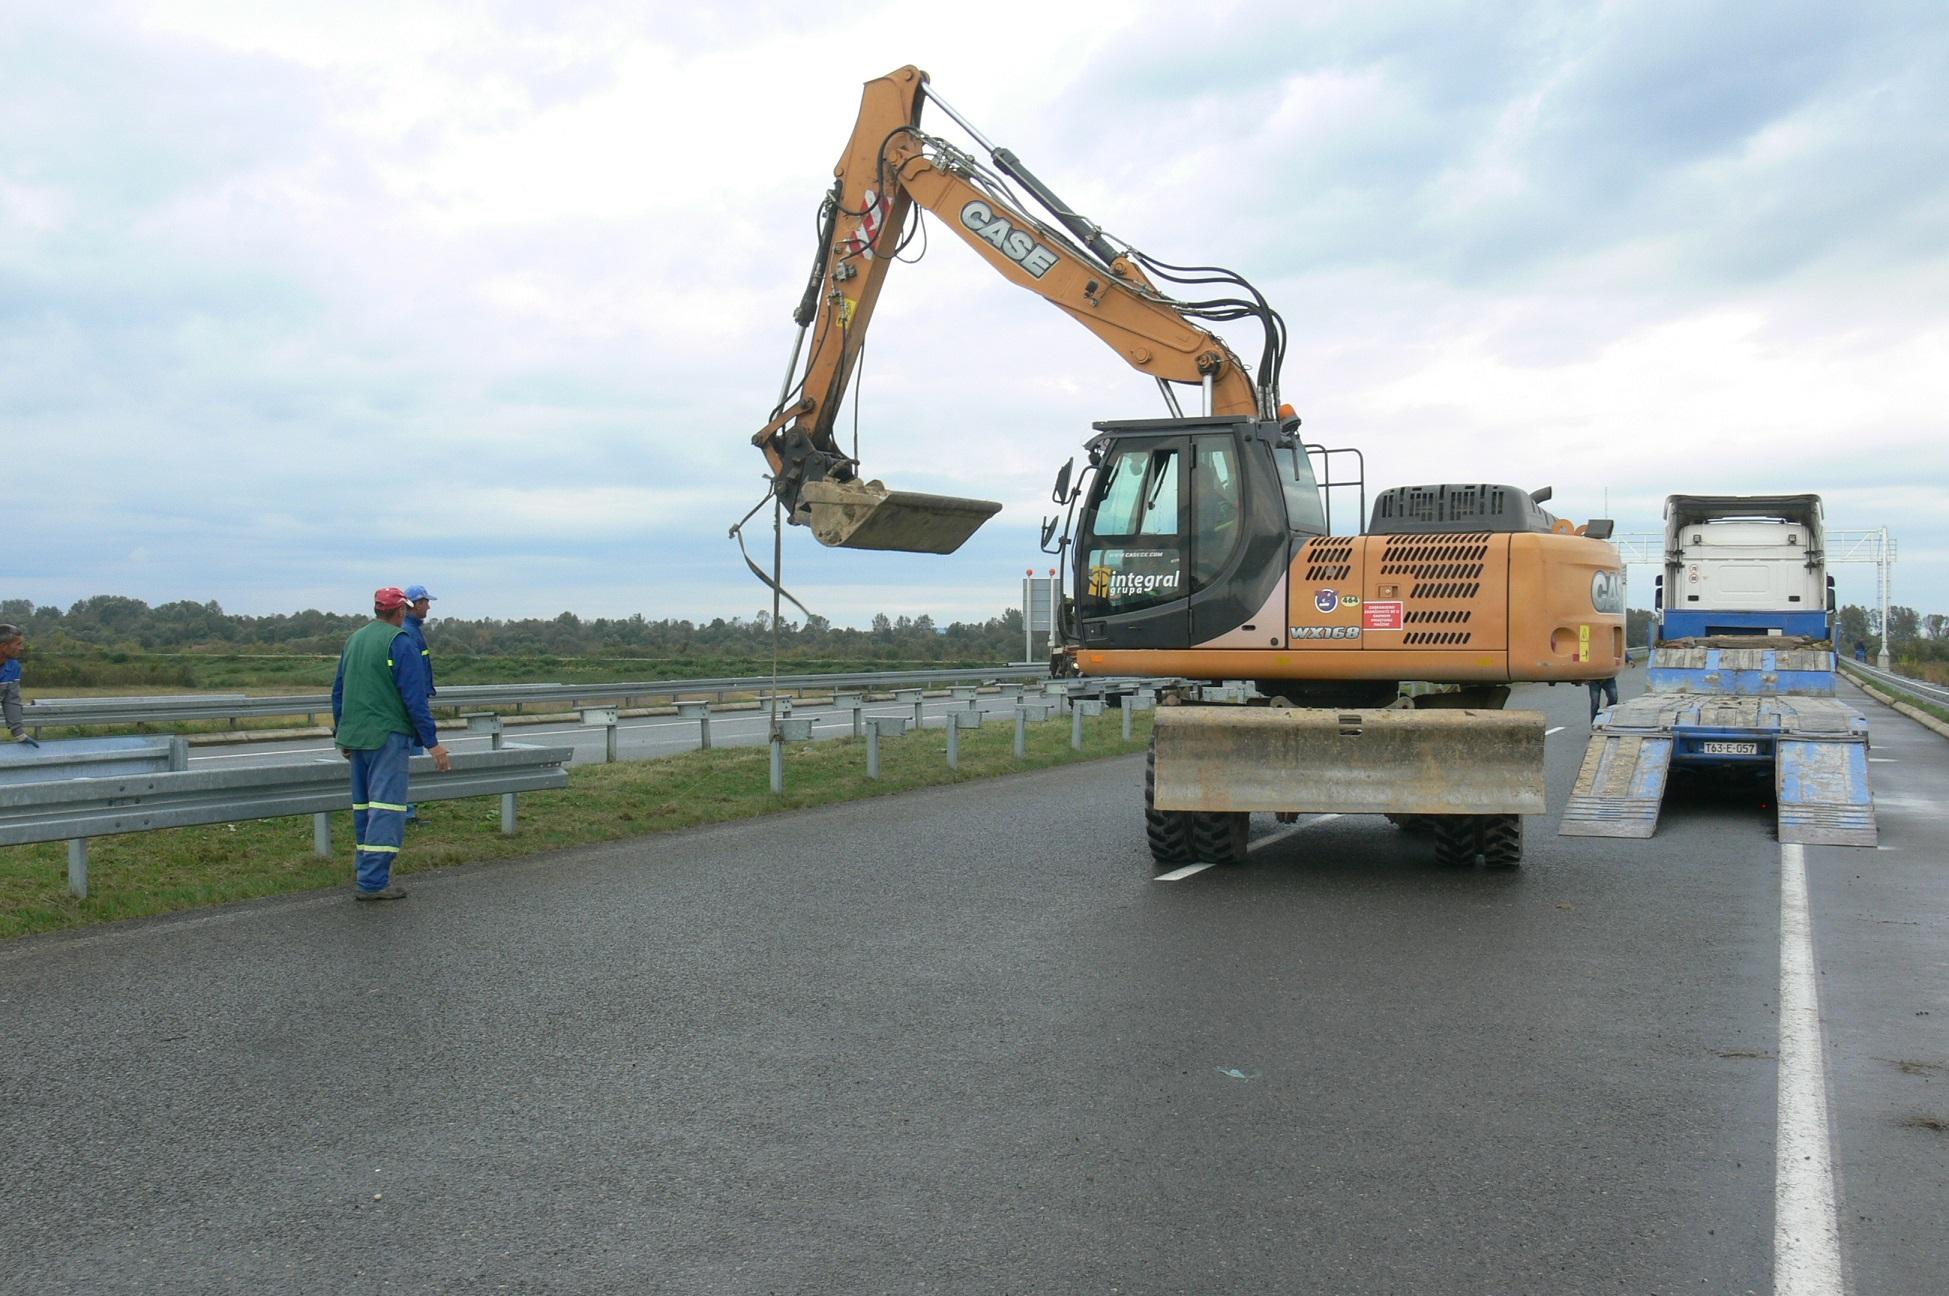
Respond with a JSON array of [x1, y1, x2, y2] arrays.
[[1074, 437, 1189, 651]]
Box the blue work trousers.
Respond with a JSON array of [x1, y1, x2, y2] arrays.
[[349, 732, 413, 891]]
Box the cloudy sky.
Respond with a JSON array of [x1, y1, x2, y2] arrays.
[[4, 1, 1944, 626]]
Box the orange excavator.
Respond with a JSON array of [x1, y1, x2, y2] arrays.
[[754, 66, 1624, 868]]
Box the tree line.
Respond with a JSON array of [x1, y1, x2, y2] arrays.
[[0, 596, 1032, 663], [6, 594, 1944, 668]]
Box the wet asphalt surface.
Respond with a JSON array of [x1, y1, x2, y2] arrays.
[[1, 674, 1944, 1294]]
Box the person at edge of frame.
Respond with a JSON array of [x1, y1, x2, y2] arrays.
[[400, 583, 437, 824], [0, 623, 38, 748], [331, 587, 450, 902]]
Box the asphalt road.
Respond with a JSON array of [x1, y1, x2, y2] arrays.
[[1, 673, 1943, 1294]]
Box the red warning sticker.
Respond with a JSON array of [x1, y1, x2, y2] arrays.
[[1361, 600, 1404, 630]]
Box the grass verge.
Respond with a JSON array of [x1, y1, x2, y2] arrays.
[[1840, 663, 1949, 728], [1, 710, 1155, 941]]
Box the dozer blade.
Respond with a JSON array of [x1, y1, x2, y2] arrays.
[[800, 479, 1001, 555], [1151, 706, 1546, 816]]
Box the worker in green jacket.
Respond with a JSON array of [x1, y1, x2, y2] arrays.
[[331, 587, 450, 901]]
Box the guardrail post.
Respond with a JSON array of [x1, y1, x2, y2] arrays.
[[1014, 705, 1028, 759], [501, 793, 517, 835], [464, 713, 505, 752], [771, 717, 813, 793], [676, 701, 712, 750], [67, 839, 88, 898], [581, 707, 620, 764], [894, 688, 924, 730], [834, 694, 864, 737], [313, 813, 332, 858], [947, 710, 960, 769], [169, 737, 190, 771], [1071, 697, 1104, 750], [865, 716, 908, 780]]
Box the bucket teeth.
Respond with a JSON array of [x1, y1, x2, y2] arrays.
[[799, 479, 1001, 554]]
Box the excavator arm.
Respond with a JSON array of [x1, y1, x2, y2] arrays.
[[756, 65, 1274, 554]]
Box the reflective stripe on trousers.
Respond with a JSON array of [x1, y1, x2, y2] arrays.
[[349, 732, 413, 892]]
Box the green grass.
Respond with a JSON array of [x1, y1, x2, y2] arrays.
[[0, 710, 1155, 940]]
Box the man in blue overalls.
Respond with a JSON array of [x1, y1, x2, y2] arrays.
[[1, 623, 39, 749], [332, 588, 450, 901], [401, 584, 437, 823]]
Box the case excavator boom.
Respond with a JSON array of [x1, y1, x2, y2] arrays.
[[755, 65, 1273, 554]]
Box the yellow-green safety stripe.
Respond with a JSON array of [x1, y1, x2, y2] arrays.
[[353, 801, 410, 812], [356, 843, 401, 855]]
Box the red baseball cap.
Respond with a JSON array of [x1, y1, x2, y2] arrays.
[[374, 586, 411, 612]]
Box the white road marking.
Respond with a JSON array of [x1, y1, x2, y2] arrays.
[[1251, 813, 1343, 852], [1545, 726, 1566, 736], [1774, 842, 1845, 1295], [1868, 758, 1897, 763], [1154, 862, 1215, 882], [1156, 814, 1347, 881]]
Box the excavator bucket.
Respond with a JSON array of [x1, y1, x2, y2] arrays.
[[1151, 706, 1547, 816], [799, 479, 1001, 555]]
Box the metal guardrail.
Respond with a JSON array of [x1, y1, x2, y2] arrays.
[[1840, 659, 1949, 709], [20, 665, 1061, 733], [0, 736, 190, 786], [0, 744, 572, 898]]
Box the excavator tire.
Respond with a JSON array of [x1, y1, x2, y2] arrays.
[[1144, 736, 1194, 868], [1480, 815, 1523, 869], [1431, 815, 1482, 868], [1191, 812, 1251, 866]]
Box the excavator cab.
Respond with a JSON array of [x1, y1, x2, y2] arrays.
[[1069, 416, 1320, 652]]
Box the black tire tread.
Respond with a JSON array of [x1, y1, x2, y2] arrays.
[[1432, 815, 1482, 868], [1144, 738, 1194, 868], [1480, 814, 1523, 869]]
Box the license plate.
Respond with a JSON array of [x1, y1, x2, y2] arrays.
[[1701, 741, 1759, 756]]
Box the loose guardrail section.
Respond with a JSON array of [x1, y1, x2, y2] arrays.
[[0, 745, 572, 898]]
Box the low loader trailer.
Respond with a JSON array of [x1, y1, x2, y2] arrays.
[[1559, 494, 1875, 847]]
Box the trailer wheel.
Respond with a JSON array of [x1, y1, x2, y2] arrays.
[[1144, 737, 1194, 868], [1192, 812, 1250, 866], [1480, 815, 1523, 869], [1432, 816, 1481, 868]]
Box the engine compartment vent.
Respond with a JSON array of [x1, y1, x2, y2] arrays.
[[1370, 484, 1559, 535]]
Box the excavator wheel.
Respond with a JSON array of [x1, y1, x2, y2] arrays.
[[1144, 736, 1194, 868], [1480, 815, 1524, 869], [1431, 816, 1482, 868], [1191, 812, 1251, 866]]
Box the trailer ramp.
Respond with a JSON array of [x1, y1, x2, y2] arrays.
[[1559, 730, 1674, 838], [1558, 691, 1875, 846], [1776, 736, 1877, 847]]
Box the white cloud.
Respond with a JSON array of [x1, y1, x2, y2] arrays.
[[4, 1, 1946, 623]]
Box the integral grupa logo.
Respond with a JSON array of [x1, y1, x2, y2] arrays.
[[1314, 588, 1339, 614]]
